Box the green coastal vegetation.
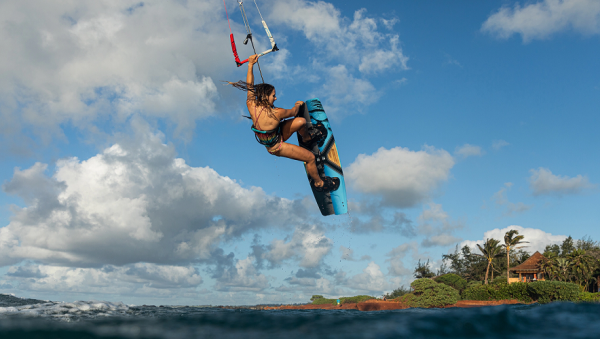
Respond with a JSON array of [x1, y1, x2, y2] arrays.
[[398, 278, 459, 308], [383, 230, 600, 307], [310, 231, 600, 308], [310, 295, 375, 305]]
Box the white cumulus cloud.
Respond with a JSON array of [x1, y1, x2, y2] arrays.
[[482, 0, 600, 42], [311, 64, 379, 114], [359, 35, 408, 74], [214, 256, 270, 292], [0, 120, 306, 268], [461, 225, 566, 254], [5, 263, 202, 296], [269, 3, 408, 72], [263, 225, 333, 268], [346, 262, 392, 294], [0, 0, 234, 152], [346, 146, 455, 207], [417, 203, 463, 247], [529, 167, 595, 196], [268, 1, 409, 114], [386, 242, 419, 277]]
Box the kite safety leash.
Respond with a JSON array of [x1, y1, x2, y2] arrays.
[[223, 0, 248, 67]]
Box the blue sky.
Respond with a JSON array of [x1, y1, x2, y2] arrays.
[[0, 0, 599, 305]]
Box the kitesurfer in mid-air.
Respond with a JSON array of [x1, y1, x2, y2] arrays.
[[227, 54, 339, 192]]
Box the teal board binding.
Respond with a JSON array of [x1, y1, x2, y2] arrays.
[[297, 98, 348, 216]]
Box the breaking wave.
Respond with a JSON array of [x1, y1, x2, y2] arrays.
[[1, 294, 598, 338]]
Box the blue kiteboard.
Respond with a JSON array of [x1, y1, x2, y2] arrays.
[[297, 98, 347, 216]]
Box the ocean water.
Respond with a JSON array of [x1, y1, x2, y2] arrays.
[[1, 294, 599, 338]]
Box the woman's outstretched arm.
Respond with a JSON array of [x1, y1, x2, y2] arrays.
[[276, 101, 305, 120], [246, 54, 258, 102]]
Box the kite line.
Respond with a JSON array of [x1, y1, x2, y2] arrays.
[[223, 0, 279, 83]]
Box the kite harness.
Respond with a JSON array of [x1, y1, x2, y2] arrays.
[[223, 0, 279, 83]]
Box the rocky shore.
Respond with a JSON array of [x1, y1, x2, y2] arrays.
[[261, 299, 522, 311]]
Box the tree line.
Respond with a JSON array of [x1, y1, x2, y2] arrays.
[[413, 231, 600, 292]]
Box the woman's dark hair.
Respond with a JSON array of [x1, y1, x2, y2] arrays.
[[226, 81, 275, 108]]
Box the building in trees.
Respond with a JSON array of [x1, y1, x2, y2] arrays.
[[508, 251, 546, 283]]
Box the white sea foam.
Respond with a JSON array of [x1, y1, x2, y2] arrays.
[[0, 300, 132, 321]]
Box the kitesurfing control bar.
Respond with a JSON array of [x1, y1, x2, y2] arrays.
[[223, 0, 278, 70]]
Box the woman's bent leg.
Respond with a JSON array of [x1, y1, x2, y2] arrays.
[[280, 118, 309, 142], [271, 142, 323, 187]]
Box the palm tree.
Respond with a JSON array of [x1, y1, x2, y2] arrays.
[[475, 238, 505, 284], [556, 257, 570, 282], [539, 252, 558, 281], [568, 249, 595, 290], [503, 230, 528, 284]]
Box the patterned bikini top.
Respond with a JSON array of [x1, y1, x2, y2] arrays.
[[251, 106, 281, 147]]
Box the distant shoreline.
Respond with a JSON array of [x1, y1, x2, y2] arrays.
[[0, 293, 527, 311], [224, 299, 523, 312]]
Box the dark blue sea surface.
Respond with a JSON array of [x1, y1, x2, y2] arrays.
[[1, 294, 599, 338]]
